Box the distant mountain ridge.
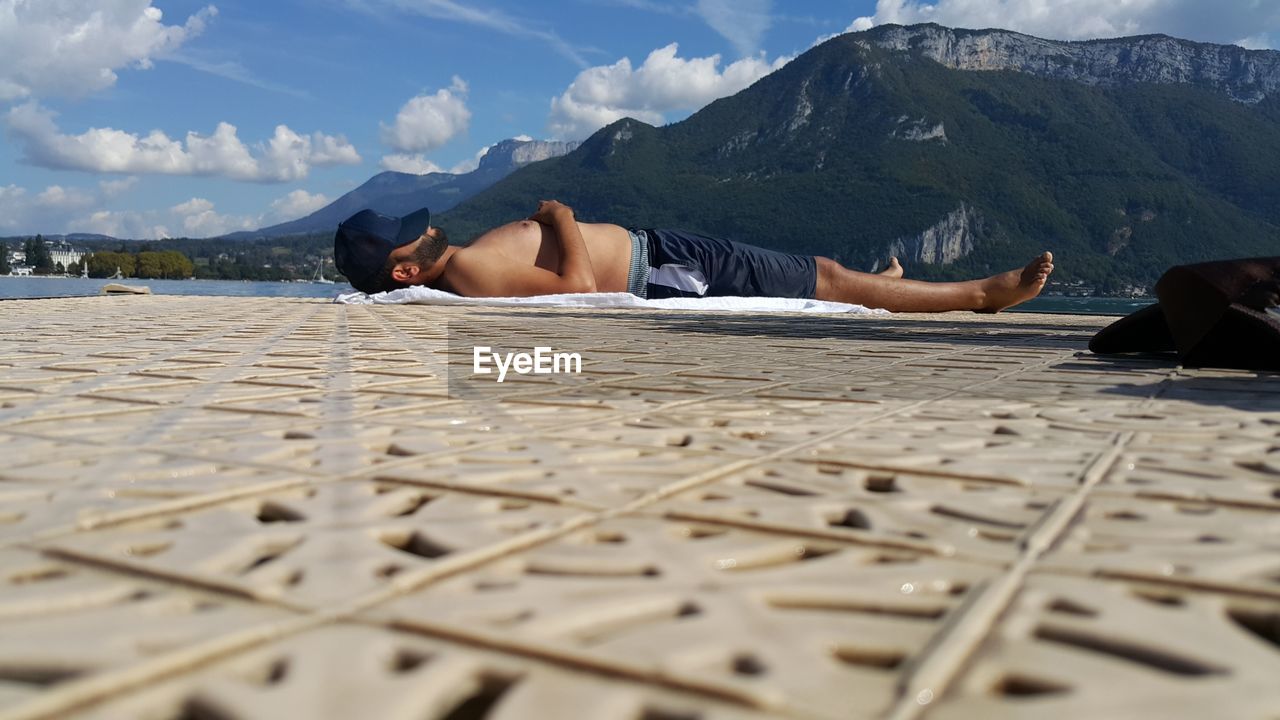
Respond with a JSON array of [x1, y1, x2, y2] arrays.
[[224, 138, 579, 240], [0, 233, 117, 243], [866, 24, 1280, 103], [438, 23, 1280, 292]]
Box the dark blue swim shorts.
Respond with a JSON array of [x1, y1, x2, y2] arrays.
[[626, 228, 818, 300]]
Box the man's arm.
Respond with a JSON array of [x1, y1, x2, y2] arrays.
[[444, 200, 598, 297], [530, 199, 596, 293]]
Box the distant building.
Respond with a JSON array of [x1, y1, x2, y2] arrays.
[[4, 247, 27, 276], [4, 239, 86, 274], [46, 240, 84, 269]]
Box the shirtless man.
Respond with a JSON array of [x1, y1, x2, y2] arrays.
[[333, 201, 1054, 313]]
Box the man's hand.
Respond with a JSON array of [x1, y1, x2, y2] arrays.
[[530, 200, 572, 225]]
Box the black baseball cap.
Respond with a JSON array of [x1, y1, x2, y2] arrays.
[[334, 207, 431, 293]]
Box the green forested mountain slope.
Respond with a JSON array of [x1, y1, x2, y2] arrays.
[[439, 25, 1280, 292]]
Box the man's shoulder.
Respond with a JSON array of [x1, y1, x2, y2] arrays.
[[437, 246, 502, 294], [443, 245, 493, 270]]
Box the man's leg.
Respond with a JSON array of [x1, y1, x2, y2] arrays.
[[814, 253, 1054, 312]]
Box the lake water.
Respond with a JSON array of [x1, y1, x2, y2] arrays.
[[0, 277, 347, 301], [0, 276, 1152, 315], [1009, 295, 1154, 315]]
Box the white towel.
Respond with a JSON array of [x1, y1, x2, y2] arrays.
[[335, 285, 888, 315]]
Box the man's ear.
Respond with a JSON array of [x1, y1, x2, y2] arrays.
[[391, 262, 420, 283]]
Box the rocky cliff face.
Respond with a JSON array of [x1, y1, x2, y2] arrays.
[[884, 203, 981, 267], [480, 139, 581, 172], [866, 24, 1280, 103], [891, 115, 947, 142]]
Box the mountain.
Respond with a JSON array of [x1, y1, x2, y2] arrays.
[[872, 25, 1280, 103], [439, 24, 1280, 292], [225, 138, 579, 239], [1, 233, 118, 242], [0, 233, 118, 245]]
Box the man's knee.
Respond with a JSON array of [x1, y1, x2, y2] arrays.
[[815, 256, 842, 280], [812, 256, 843, 299]]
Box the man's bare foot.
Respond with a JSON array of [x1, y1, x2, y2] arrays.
[[878, 257, 903, 279], [977, 252, 1054, 313]]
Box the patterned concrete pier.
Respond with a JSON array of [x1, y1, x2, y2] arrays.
[[1, 296, 1278, 719]]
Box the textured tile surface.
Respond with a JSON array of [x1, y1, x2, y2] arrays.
[[0, 296, 1277, 720]]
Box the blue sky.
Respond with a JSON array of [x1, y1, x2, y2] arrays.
[[1, 0, 1276, 239]]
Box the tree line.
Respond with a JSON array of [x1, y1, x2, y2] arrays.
[[0, 237, 58, 274], [2, 232, 341, 283], [90, 234, 337, 281], [1, 236, 195, 279], [83, 250, 194, 279]]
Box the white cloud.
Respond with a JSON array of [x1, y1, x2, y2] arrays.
[[379, 153, 446, 174], [0, 187, 30, 234], [0, 1, 216, 101], [0, 181, 332, 239], [445, 139, 515, 174], [74, 196, 256, 238], [170, 197, 255, 236], [66, 196, 251, 239], [5, 102, 361, 182], [0, 181, 119, 234], [548, 43, 791, 140], [356, 0, 588, 68], [850, 0, 1280, 45], [380, 76, 471, 154], [171, 198, 214, 216], [73, 210, 171, 240], [377, 77, 473, 173], [99, 177, 139, 198], [268, 189, 330, 220], [164, 53, 312, 99], [849, 17, 876, 33], [1236, 33, 1275, 50], [35, 185, 97, 211], [695, 0, 773, 56], [310, 132, 363, 164]]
